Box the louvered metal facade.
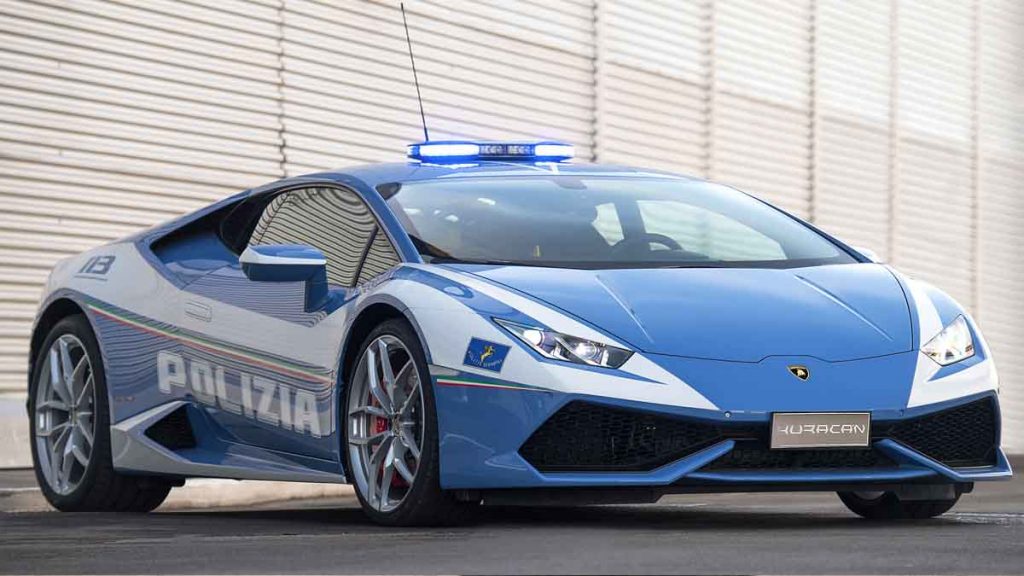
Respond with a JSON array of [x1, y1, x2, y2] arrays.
[[1, 0, 1021, 460]]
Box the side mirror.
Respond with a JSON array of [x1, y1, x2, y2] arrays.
[[240, 244, 329, 312], [853, 246, 883, 263]]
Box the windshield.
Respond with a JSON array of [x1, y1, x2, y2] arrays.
[[386, 176, 856, 269]]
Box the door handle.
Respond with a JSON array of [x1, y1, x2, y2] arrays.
[[185, 301, 213, 322]]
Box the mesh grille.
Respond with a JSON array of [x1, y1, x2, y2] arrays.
[[518, 401, 736, 472], [519, 397, 998, 473], [877, 397, 997, 467]]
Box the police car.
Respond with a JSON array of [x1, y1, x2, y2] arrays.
[[28, 141, 1010, 525]]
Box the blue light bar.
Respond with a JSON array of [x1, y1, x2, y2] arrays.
[[407, 140, 574, 163]]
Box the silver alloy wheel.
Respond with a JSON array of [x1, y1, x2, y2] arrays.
[[34, 334, 96, 495], [347, 335, 425, 512]]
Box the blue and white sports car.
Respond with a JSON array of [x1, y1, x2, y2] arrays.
[[28, 141, 1010, 525]]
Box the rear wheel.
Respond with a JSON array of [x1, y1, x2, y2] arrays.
[[29, 314, 173, 512], [343, 319, 476, 525], [837, 489, 961, 520]]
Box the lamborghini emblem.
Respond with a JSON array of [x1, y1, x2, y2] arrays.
[[788, 365, 810, 381]]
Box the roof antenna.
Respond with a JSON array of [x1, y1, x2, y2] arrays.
[[401, 3, 429, 142]]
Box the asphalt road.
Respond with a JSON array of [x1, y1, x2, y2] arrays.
[[2, 478, 1023, 575]]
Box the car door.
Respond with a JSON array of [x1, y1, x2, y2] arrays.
[[176, 185, 401, 462]]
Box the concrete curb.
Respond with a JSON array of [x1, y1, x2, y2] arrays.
[[162, 479, 355, 510], [1, 477, 354, 513], [0, 395, 30, 468]]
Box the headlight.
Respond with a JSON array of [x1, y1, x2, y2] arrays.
[[494, 319, 633, 369], [921, 315, 975, 366]]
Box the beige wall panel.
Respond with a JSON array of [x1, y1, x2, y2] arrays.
[[0, 0, 284, 391], [710, 0, 812, 217], [978, 157, 1024, 452], [814, 0, 892, 255], [816, 120, 891, 252], [891, 0, 974, 307], [281, 0, 595, 174], [594, 0, 708, 173], [977, 0, 1024, 451]]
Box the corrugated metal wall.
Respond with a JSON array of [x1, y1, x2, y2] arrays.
[[280, 0, 594, 173], [976, 0, 1024, 454], [815, 0, 893, 255], [0, 0, 286, 397], [1, 0, 1021, 450]]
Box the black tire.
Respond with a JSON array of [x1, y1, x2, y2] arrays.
[[837, 489, 961, 520], [29, 314, 173, 512], [343, 318, 477, 526]]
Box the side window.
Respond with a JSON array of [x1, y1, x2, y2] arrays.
[[250, 187, 399, 287], [357, 230, 399, 285]]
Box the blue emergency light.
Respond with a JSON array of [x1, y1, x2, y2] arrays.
[[406, 140, 575, 163]]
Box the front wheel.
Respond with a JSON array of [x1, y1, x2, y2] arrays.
[[343, 318, 476, 526], [837, 490, 961, 520], [29, 314, 173, 512]]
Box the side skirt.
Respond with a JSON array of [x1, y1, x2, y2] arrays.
[[111, 401, 345, 483]]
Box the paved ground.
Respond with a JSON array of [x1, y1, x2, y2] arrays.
[[2, 474, 1023, 575]]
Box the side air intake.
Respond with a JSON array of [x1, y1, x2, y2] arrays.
[[144, 405, 197, 451]]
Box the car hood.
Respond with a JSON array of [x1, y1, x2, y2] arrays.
[[458, 263, 913, 362]]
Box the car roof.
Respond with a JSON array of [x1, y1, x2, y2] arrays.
[[309, 161, 704, 190]]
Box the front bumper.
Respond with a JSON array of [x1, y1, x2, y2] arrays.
[[435, 378, 1011, 489]]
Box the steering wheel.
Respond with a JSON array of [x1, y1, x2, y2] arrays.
[[611, 233, 683, 255]]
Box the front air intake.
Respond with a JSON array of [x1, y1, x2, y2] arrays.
[[877, 397, 997, 467], [519, 397, 999, 474], [518, 401, 734, 472]]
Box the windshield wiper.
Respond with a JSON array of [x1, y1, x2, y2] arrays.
[[426, 256, 539, 267], [425, 256, 733, 268], [656, 262, 728, 268]]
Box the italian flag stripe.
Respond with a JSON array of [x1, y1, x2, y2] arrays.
[[88, 304, 333, 384], [434, 376, 545, 392]]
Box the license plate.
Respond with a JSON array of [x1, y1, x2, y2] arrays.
[[770, 412, 871, 449]]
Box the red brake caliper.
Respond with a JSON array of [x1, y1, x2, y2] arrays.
[[373, 414, 389, 435], [371, 401, 405, 488]]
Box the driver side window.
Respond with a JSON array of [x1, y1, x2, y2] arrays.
[[249, 187, 399, 287]]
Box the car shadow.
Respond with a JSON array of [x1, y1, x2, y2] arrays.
[[157, 501, 968, 533]]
